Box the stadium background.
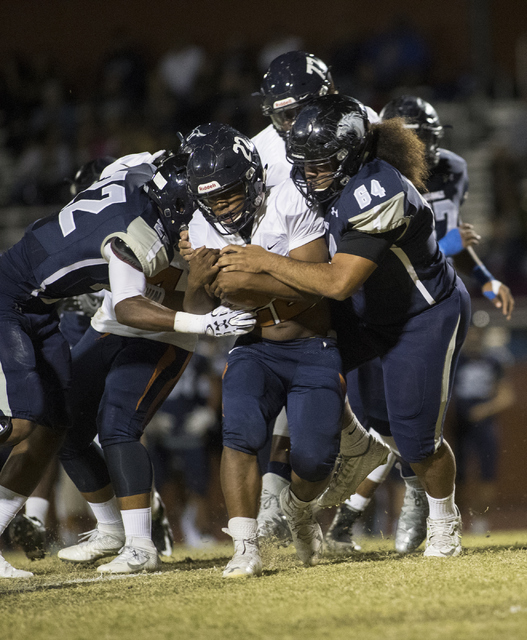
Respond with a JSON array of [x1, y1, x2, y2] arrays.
[[0, 0, 527, 537]]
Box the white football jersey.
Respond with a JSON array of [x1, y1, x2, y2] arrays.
[[99, 150, 166, 179], [189, 178, 325, 327], [91, 250, 197, 351], [251, 125, 290, 188], [189, 177, 324, 254]]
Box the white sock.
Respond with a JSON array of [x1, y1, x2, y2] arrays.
[[25, 497, 50, 525], [227, 517, 258, 539], [88, 497, 123, 531], [345, 492, 371, 512], [121, 507, 152, 542], [367, 452, 396, 483], [261, 472, 289, 496], [403, 475, 424, 491], [427, 491, 457, 520], [0, 485, 27, 535], [339, 408, 372, 456]]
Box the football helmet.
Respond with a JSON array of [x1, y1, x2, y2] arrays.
[[379, 96, 443, 167], [143, 152, 194, 230], [186, 123, 265, 237], [70, 156, 116, 196], [286, 94, 373, 204], [259, 51, 334, 138]]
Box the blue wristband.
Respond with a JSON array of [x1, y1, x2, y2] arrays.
[[438, 228, 464, 256], [472, 264, 494, 287]]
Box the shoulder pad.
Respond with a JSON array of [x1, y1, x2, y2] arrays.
[[110, 237, 143, 272]]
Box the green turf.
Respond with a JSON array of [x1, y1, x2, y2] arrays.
[[2, 532, 527, 640]]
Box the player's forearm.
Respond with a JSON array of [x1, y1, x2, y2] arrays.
[[114, 296, 177, 332], [262, 252, 339, 297], [239, 272, 319, 302], [182, 282, 216, 314]]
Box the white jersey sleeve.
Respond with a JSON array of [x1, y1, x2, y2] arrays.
[[252, 125, 291, 188], [91, 250, 197, 351], [100, 151, 166, 179]]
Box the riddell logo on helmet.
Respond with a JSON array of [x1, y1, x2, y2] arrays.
[[198, 181, 221, 194], [273, 97, 296, 110]]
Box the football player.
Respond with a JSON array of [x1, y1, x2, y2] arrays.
[[326, 96, 515, 556], [218, 94, 473, 558], [183, 123, 388, 576], [250, 52, 381, 547], [0, 152, 256, 578]]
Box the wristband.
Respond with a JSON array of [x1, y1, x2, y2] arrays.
[[472, 264, 494, 287], [438, 228, 464, 257], [483, 279, 502, 301], [173, 311, 203, 334]]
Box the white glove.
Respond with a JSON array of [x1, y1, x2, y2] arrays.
[[173, 305, 257, 337]]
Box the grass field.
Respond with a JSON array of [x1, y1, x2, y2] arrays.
[[2, 531, 527, 640]]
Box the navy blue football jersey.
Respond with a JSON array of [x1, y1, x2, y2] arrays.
[[326, 158, 457, 324], [0, 164, 175, 302], [423, 148, 468, 242]]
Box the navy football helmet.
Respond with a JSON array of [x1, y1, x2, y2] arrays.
[[379, 96, 443, 168], [186, 123, 265, 237], [287, 94, 373, 204], [259, 51, 334, 138], [70, 156, 116, 196], [144, 152, 194, 230]]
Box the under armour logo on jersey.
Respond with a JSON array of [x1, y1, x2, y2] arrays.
[[330, 206, 339, 217]]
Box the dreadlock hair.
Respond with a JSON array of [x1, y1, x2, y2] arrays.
[[369, 117, 429, 193]]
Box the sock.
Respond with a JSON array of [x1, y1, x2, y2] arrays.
[[0, 485, 27, 535], [427, 491, 457, 520], [88, 497, 123, 532], [288, 487, 312, 507], [227, 517, 258, 539], [261, 472, 290, 497], [367, 452, 396, 483], [25, 497, 50, 525], [121, 507, 152, 543], [345, 492, 371, 512], [403, 475, 424, 491], [267, 461, 292, 482], [339, 409, 373, 456]]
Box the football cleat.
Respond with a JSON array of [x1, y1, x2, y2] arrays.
[[57, 526, 125, 563], [8, 514, 47, 560], [423, 506, 462, 558], [317, 434, 390, 508], [97, 539, 159, 574], [257, 488, 292, 546], [395, 484, 429, 554], [0, 552, 33, 579], [222, 528, 263, 578], [152, 493, 174, 557], [324, 505, 362, 554], [280, 487, 323, 566]]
